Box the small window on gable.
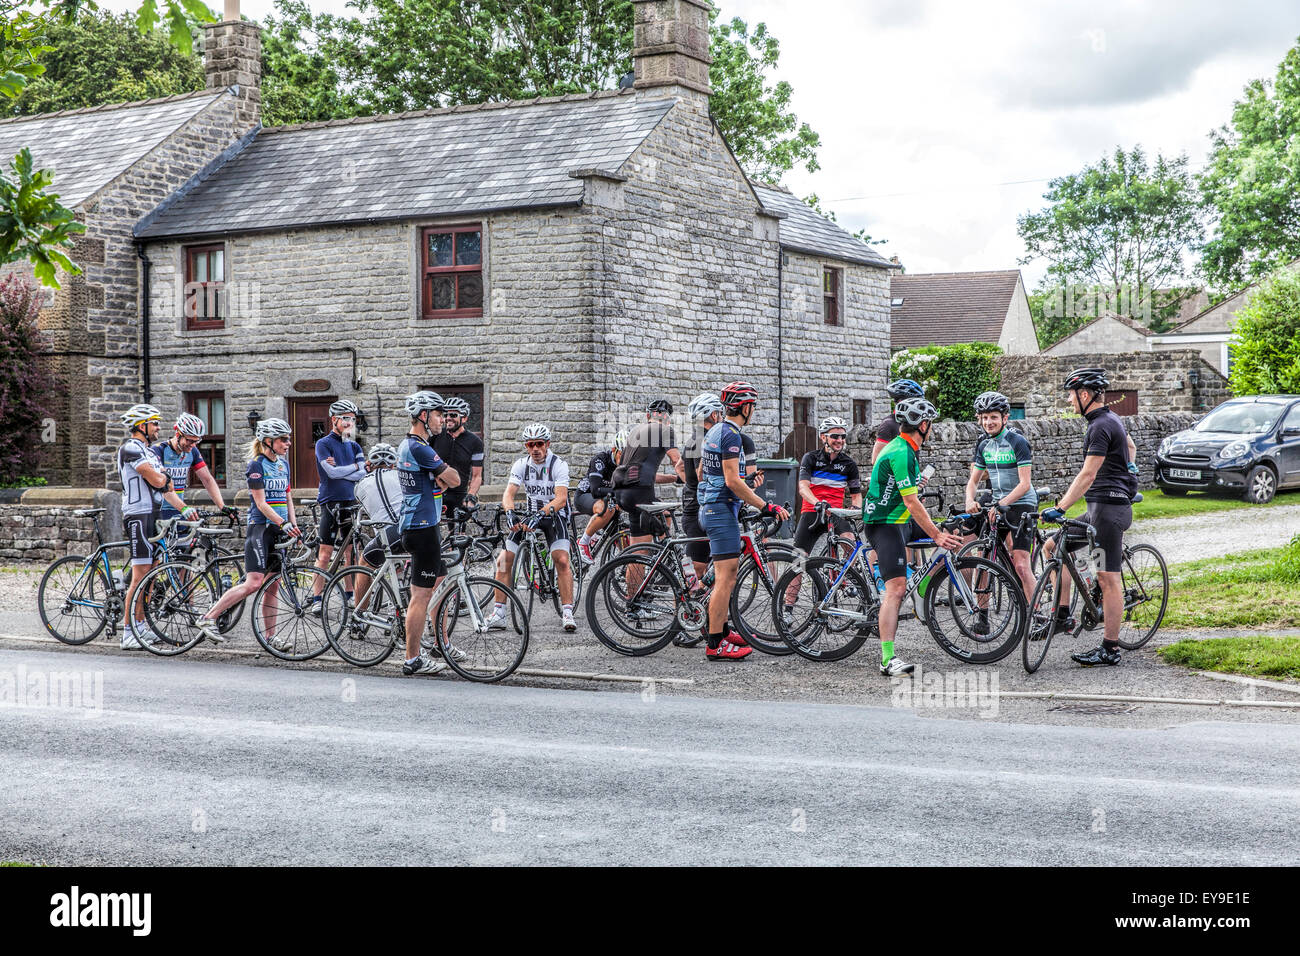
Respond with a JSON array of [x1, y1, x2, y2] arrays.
[[823, 267, 841, 325], [422, 224, 483, 319], [184, 244, 225, 330]]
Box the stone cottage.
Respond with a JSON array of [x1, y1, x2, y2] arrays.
[[21, 0, 895, 489]]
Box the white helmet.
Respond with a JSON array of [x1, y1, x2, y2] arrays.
[[174, 413, 206, 438], [255, 417, 292, 441], [442, 396, 471, 417], [329, 399, 359, 417], [521, 422, 551, 442], [612, 428, 630, 451], [367, 442, 398, 467], [688, 392, 725, 421], [818, 416, 849, 435], [121, 403, 162, 431], [405, 391, 444, 417]]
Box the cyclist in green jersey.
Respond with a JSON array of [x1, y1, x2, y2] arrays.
[[863, 398, 961, 676]]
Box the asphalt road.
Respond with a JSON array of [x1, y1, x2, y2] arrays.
[[3, 645, 1297, 866]]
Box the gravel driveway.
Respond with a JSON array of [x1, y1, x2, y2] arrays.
[[1129, 501, 1300, 564]]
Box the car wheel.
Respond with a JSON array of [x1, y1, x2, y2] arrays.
[[1243, 465, 1276, 504]]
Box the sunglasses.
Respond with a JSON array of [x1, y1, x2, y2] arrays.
[[826, 434, 847, 441], [525, 441, 547, 449]]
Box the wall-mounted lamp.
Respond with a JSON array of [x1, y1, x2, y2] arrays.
[[247, 409, 262, 431], [356, 410, 369, 433]]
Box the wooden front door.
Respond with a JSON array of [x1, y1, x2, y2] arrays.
[[1107, 390, 1139, 416], [288, 398, 335, 489]]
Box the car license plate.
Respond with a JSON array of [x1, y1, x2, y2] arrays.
[[1169, 468, 1200, 480]]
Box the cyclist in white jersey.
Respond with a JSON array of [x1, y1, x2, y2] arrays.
[[116, 404, 198, 649], [486, 423, 577, 631], [352, 442, 403, 609]]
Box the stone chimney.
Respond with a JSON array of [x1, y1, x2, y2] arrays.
[[204, 0, 261, 129], [632, 0, 713, 101]]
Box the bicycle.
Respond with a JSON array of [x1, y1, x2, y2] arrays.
[[1021, 510, 1169, 673], [320, 531, 529, 681], [508, 507, 586, 620], [956, 487, 1057, 581], [583, 503, 792, 656], [773, 506, 1027, 664]]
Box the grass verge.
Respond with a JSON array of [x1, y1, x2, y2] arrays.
[[1162, 535, 1300, 629], [1159, 636, 1300, 679]]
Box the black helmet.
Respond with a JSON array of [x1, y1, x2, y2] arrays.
[[1062, 367, 1109, 392], [973, 391, 1011, 415], [887, 379, 925, 400], [647, 398, 674, 414]]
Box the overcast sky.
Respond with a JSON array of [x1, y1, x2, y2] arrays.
[[103, 0, 1300, 288]]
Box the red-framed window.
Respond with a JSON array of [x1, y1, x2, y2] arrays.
[[184, 244, 225, 329], [823, 267, 841, 325], [421, 224, 483, 319], [184, 391, 227, 484]]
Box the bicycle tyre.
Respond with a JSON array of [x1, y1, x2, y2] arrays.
[[772, 556, 873, 662], [211, 549, 246, 634], [321, 565, 401, 667], [38, 555, 110, 645], [136, 561, 213, 656], [731, 547, 798, 655], [583, 552, 680, 656], [1115, 543, 1168, 650], [251, 564, 333, 661], [1022, 564, 1061, 673], [924, 555, 1026, 664], [434, 577, 530, 682]]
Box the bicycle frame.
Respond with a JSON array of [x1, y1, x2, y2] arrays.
[[815, 535, 982, 626]]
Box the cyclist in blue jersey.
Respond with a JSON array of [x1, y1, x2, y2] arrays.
[[195, 417, 301, 648], [310, 399, 367, 612], [698, 381, 789, 661], [150, 413, 234, 522], [396, 391, 461, 676]]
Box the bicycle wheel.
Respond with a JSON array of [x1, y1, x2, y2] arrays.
[[732, 547, 798, 655], [583, 552, 680, 656], [924, 555, 1026, 664], [434, 577, 530, 682], [594, 524, 632, 566], [1115, 543, 1168, 650], [211, 550, 246, 634], [322, 565, 401, 667], [509, 546, 537, 619], [138, 561, 213, 656], [1022, 564, 1062, 673], [38, 555, 111, 645], [251, 564, 333, 661], [772, 556, 873, 662]]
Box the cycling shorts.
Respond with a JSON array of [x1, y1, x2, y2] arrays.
[[361, 522, 405, 567], [699, 500, 742, 560], [681, 510, 710, 564], [245, 522, 284, 575], [998, 503, 1037, 553], [1067, 501, 1132, 573], [506, 514, 570, 555], [125, 514, 156, 566], [573, 491, 611, 517], [402, 525, 444, 587], [615, 486, 662, 536], [867, 524, 908, 582], [793, 511, 854, 555], [317, 502, 357, 548]]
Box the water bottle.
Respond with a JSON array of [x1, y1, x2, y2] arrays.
[[111, 569, 125, 592], [679, 553, 699, 589], [539, 541, 552, 570], [220, 572, 233, 592], [871, 564, 886, 593], [1075, 551, 1097, 590]]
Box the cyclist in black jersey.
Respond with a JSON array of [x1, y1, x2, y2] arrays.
[[433, 396, 484, 516], [872, 379, 925, 464], [575, 429, 628, 563], [610, 399, 686, 544]]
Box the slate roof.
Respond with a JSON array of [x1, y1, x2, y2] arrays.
[[750, 184, 894, 268], [136, 89, 675, 240], [890, 270, 1022, 348], [0, 90, 227, 208]]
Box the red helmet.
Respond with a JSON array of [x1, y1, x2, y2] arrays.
[[720, 381, 758, 411]]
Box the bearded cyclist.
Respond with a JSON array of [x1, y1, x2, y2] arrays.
[[698, 382, 789, 661]]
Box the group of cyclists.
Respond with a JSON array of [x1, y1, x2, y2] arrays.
[[108, 362, 1142, 676]]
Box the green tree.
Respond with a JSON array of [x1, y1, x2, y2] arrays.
[[7, 9, 204, 116], [0, 272, 58, 483], [1199, 39, 1300, 291], [1227, 268, 1300, 396], [260, 0, 820, 181], [1018, 147, 1201, 329], [0, 147, 84, 287], [890, 343, 1002, 421]]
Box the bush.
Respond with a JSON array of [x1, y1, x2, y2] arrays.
[[0, 273, 57, 484], [0, 476, 46, 489], [890, 343, 1002, 420], [1228, 268, 1300, 396]]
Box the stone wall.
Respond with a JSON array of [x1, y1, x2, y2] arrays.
[[0, 489, 122, 563], [848, 412, 1200, 511], [996, 350, 1229, 418]]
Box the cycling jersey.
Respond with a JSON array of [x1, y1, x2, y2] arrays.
[[798, 449, 862, 512], [1082, 407, 1138, 503], [355, 469, 403, 525], [508, 452, 570, 515], [611, 421, 677, 488], [397, 433, 449, 531], [433, 427, 484, 510], [863, 433, 920, 525], [972, 428, 1036, 508], [698, 420, 746, 507], [150, 440, 206, 516], [118, 439, 165, 517], [315, 431, 366, 504], [246, 454, 291, 526], [875, 414, 900, 446], [576, 450, 616, 496]]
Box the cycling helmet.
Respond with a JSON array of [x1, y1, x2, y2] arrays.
[[405, 391, 444, 416], [329, 399, 359, 417], [1061, 367, 1109, 392], [688, 392, 726, 421], [612, 428, 630, 451], [442, 397, 471, 417], [647, 398, 674, 415], [887, 379, 925, 400], [121, 403, 162, 431], [894, 397, 939, 427], [367, 442, 398, 467], [256, 417, 292, 441], [720, 381, 758, 411], [521, 422, 552, 443], [973, 391, 1011, 415], [174, 412, 206, 438], [818, 416, 849, 435]]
